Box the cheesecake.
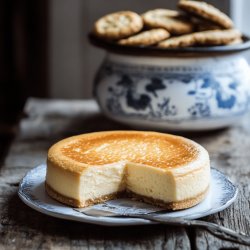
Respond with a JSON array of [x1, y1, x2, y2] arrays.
[[46, 131, 210, 210]]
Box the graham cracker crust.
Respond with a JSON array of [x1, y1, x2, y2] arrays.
[[45, 182, 123, 208], [126, 187, 209, 210], [45, 182, 209, 210]]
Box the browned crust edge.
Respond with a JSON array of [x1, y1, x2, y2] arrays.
[[45, 182, 209, 210], [126, 186, 209, 210]]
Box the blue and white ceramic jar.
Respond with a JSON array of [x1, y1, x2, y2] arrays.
[[94, 45, 250, 131]]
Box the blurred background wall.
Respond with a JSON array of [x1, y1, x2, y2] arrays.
[[0, 0, 48, 159], [0, 0, 48, 123]]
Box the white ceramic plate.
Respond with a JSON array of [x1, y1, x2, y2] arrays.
[[18, 164, 238, 226]]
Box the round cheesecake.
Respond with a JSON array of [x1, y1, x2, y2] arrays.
[[46, 131, 210, 210]]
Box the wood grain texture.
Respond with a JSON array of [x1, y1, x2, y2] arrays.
[[1, 98, 250, 249]]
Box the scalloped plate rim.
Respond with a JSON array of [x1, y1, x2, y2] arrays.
[[18, 164, 238, 226]]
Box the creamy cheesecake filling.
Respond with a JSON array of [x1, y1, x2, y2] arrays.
[[46, 162, 80, 200], [79, 162, 126, 201], [174, 163, 210, 200], [46, 160, 210, 205], [126, 163, 176, 202]]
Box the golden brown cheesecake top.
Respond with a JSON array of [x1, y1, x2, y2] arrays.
[[60, 131, 198, 169]]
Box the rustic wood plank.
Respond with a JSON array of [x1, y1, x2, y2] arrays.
[[1, 98, 250, 249], [188, 120, 250, 249]]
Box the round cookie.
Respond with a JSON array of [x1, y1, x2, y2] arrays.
[[94, 11, 143, 40], [178, 0, 233, 29], [157, 34, 196, 48], [157, 29, 241, 48], [118, 28, 170, 46], [142, 9, 193, 35], [194, 29, 242, 46]]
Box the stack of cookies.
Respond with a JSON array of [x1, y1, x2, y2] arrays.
[[92, 0, 242, 49]]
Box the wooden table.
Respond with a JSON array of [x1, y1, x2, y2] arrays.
[[1, 98, 250, 249]]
